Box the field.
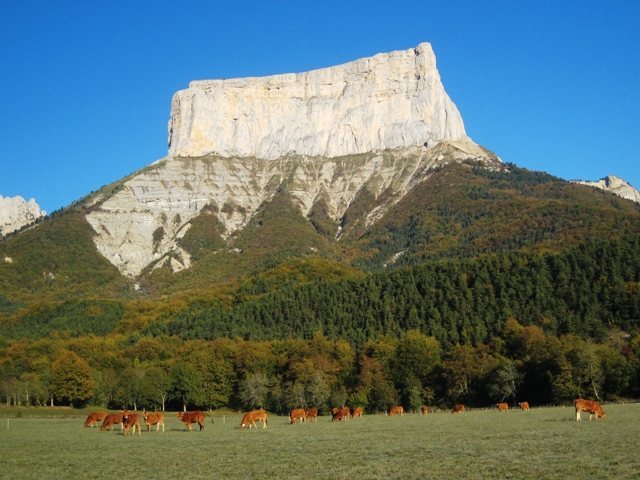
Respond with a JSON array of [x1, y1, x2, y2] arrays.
[[1, 404, 639, 479]]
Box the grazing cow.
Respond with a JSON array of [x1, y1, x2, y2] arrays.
[[122, 411, 141, 436], [351, 406, 363, 418], [518, 402, 530, 411], [388, 405, 404, 416], [420, 405, 429, 415], [240, 409, 268, 429], [451, 404, 465, 414], [290, 408, 307, 424], [177, 411, 206, 431], [84, 412, 108, 428], [496, 402, 509, 412], [142, 411, 165, 432], [574, 398, 605, 422], [100, 413, 124, 432], [305, 407, 318, 422]]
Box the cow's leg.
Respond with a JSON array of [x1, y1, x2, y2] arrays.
[[576, 410, 581, 421]]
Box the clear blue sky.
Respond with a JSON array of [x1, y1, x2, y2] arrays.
[[1, 0, 638, 213]]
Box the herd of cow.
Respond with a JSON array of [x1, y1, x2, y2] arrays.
[[83, 398, 606, 434]]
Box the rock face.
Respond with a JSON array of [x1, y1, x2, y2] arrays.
[[168, 42, 467, 159], [86, 42, 497, 278], [574, 176, 640, 203], [0, 195, 45, 236]]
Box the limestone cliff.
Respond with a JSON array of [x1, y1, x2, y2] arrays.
[[168, 42, 467, 159], [573, 176, 640, 203], [0, 195, 45, 236]]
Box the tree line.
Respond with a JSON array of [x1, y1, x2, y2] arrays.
[[1, 235, 638, 412], [1, 323, 638, 413]]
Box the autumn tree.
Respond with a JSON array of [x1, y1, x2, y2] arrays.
[[51, 351, 96, 407]]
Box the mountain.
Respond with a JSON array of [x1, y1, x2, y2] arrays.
[[573, 175, 640, 203], [1, 42, 640, 320], [0, 195, 45, 236], [2, 43, 640, 412]]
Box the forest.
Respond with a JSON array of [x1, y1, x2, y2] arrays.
[[1, 234, 638, 413]]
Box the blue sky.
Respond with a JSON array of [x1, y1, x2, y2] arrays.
[[1, 0, 638, 213]]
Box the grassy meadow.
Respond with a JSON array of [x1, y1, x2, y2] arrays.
[[1, 404, 639, 479]]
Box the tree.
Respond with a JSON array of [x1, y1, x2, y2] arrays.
[[238, 373, 270, 409], [141, 366, 171, 411], [169, 363, 204, 411], [51, 351, 95, 407], [486, 360, 521, 402]]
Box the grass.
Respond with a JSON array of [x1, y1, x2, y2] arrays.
[[0, 405, 638, 479]]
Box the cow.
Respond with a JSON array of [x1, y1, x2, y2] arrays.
[[240, 409, 268, 429], [340, 406, 350, 420], [305, 407, 318, 422], [351, 406, 363, 418], [388, 405, 404, 416], [518, 401, 530, 411], [451, 404, 465, 414], [100, 413, 124, 432], [331, 407, 350, 421], [142, 411, 165, 432], [496, 402, 509, 412], [420, 405, 429, 415], [84, 411, 108, 428], [122, 411, 141, 436], [574, 398, 605, 422], [177, 411, 206, 431], [290, 408, 307, 424]]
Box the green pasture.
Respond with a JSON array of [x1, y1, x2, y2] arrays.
[[1, 404, 639, 479]]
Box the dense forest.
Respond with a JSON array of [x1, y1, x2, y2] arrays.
[[1, 235, 638, 412]]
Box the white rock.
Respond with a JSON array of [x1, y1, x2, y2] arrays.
[[573, 175, 640, 203], [168, 42, 467, 159], [0, 195, 46, 236]]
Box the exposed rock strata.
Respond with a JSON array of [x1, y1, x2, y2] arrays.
[[168, 42, 467, 159], [86, 140, 498, 277], [574, 176, 640, 203], [0, 195, 45, 236]]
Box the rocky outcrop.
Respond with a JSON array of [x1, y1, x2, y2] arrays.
[[0, 195, 45, 236], [574, 176, 640, 203], [168, 42, 467, 159]]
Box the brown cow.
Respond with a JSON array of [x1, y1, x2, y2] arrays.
[[122, 411, 141, 436], [100, 413, 124, 432], [331, 407, 350, 421], [351, 406, 363, 418], [177, 411, 206, 431], [290, 408, 307, 424], [305, 407, 318, 422], [574, 398, 605, 421], [84, 411, 108, 428], [240, 409, 268, 429], [388, 405, 404, 416], [496, 402, 509, 412], [420, 405, 429, 415], [518, 401, 530, 411], [142, 411, 165, 432], [451, 404, 465, 414]]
